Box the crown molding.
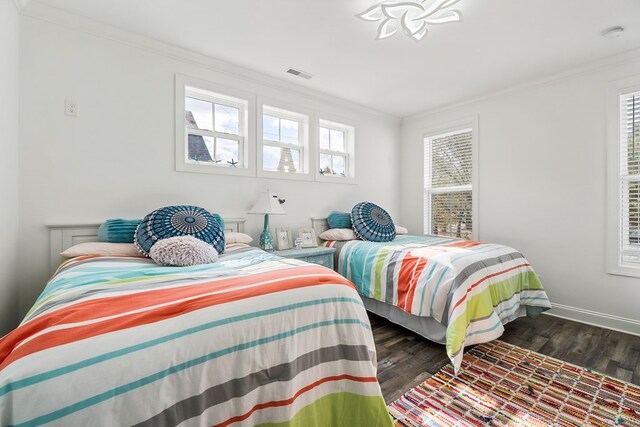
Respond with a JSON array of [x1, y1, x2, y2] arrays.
[[402, 46, 640, 125], [20, 1, 400, 124], [13, 0, 30, 12]]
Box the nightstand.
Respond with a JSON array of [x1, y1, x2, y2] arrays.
[[272, 247, 336, 269]]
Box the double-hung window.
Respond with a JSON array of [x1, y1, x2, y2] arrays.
[[176, 75, 253, 176], [185, 90, 245, 166], [318, 119, 355, 179], [261, 106, 309, 175], [608, 82, 640, 277], [424, 127, 474, 239]]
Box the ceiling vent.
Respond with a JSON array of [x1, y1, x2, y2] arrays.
[[286, 68, 313, 79]]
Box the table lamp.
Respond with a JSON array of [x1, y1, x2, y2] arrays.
[[248, 190, 286, 250]]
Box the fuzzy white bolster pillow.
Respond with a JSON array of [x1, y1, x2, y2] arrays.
[[150, 235, 218, 267]]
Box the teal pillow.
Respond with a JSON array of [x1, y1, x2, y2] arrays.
[[327, 211, 352, 229], [98, 219, 142, 243]]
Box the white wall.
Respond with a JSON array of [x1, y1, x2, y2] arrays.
[[401, 54, 640, 334], [17, 16, 401, 319], [0, 0, 20, 335]]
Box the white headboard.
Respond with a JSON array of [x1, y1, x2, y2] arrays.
[[47, 218, 246, 274], [311, 217, 329, 238]]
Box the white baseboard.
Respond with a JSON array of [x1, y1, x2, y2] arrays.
[[544, 303, 640, 337]]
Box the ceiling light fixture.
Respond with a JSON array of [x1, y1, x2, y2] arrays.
[[358, 0, 463, 42]]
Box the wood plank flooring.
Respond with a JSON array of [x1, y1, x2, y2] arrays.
[[371, 313, 640, 404]]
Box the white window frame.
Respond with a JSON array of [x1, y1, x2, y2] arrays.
[[257, 98, 312, 181], [606, 77, 640, 278], [175, 74, 255, 176], [316, 117, 357, 184], [422, 116, 479, 240]]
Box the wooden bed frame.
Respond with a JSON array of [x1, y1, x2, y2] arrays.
[[47, 218, 246, 275]]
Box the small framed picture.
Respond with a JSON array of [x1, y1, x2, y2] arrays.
[[276, 227, 293, 250], [298, 228, 318, 248]]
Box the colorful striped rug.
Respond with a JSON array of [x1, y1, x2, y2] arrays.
[[388, 340, 640, 427]]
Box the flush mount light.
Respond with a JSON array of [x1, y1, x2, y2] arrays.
[[358, 0, 463, 42], [602, 26, 624, 39]]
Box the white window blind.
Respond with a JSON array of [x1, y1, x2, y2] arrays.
[[424, 128, 473, 239], [619, 91, 640, 268]]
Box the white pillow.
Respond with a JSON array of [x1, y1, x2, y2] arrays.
[[61, 242, 142, 258], [150, 236, 218, 266], [319, 228, 357, 241], [224, 231, 253, 244], [395, 225, 409, 235]]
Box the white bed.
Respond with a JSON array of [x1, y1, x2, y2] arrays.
[[311, 217, 447, 344], [310, 217, 551, 365], [0, 216, 391, 426]]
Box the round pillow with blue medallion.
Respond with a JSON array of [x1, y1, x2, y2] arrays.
[[135, 205, 225, 256], [351, 202, 396, 242]]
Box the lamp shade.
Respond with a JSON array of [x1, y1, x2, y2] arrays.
[[248, 190, 286, 215]]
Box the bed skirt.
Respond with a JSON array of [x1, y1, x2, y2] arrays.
[[361, 296, 446, 345]]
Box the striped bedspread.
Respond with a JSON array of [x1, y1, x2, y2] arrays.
[[323, 236, 551, 371], [0, 248, 391, 427]]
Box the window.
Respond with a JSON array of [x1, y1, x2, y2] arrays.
[[185, 89, 245, 167], [175, 74, 360, 183], [608, 82, 640, 277], [318, 119, 355, 179], [175, 75, 254, 176], [261, 105, 309, 175], [424, 127, 474, 239]]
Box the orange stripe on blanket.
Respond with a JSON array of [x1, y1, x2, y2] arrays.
[[396, 255, 428, 311], [450, 263, 531, 314], [445, 241, 485, 248], [214, 374, 379, 427], [0, 267, 355, 369], [53, 265, 339, 325]]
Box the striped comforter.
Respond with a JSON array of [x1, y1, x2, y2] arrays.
[[323, 236, 551, 371], [0, 248, 391, 427]]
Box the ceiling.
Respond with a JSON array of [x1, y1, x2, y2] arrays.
[[32, 0, 640, 117]]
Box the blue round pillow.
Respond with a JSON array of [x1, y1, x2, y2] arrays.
[[135, 205, 225, 256], [351, 202, 396, 242]]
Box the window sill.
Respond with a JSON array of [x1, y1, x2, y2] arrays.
[[315, 173, 358, 185], [257, 169, 314, 182], [176, 161, 255, 177], [607, 266, 640, 279]]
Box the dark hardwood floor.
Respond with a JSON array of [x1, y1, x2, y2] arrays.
[[370, 313, 640, 404]]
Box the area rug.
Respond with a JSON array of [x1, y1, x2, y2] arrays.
[[388, 340, 640, 427]]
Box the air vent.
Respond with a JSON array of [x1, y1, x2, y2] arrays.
[[286, 68, 313, 79]]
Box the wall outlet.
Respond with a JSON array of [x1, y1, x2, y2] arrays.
[[65, 99, 78, 117]]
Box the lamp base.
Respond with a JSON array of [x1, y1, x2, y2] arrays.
[[259, 214, 274, 251]]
